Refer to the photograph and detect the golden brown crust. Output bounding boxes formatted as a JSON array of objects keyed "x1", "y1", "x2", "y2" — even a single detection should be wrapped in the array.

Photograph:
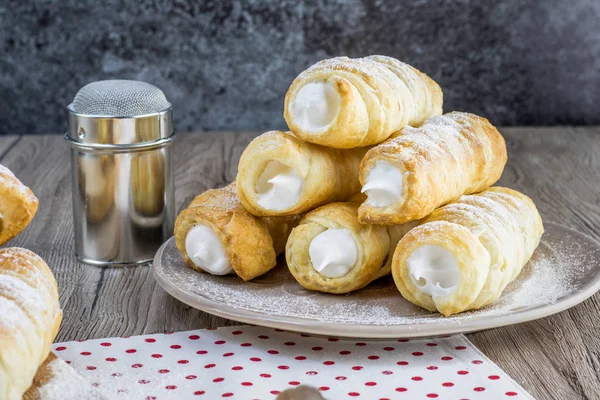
[
  {"x1": 236, "y1": 131, "x2": 367, "y2": 217},
  {"x1": 284, "y1": 56, "x2": 443, "y2": 148},
  {"x1": 359, "y1": 112, "x2": 508, "y2": 225},
  {"x1": 0, "y1": 165, "x2": 39, "y2": 246},
  {"x1": 0, "y1": 247, "x2": 62, "y2": 400},
  {"x1": 174, "y1": 184, "x2": 301, "y2": 281}
]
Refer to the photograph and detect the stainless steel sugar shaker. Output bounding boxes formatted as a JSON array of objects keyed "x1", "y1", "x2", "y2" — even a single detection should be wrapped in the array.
[{"x1": 65, "y1": 80, "x2": 175, "y2": 266}]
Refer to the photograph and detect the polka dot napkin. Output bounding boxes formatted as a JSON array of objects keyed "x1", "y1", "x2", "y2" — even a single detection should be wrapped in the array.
[{"x1": 52, "y1": 325, "x2": 532, "y2": 399}]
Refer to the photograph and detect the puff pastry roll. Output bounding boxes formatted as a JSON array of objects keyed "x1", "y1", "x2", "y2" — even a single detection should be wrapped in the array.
[
  {"x1": 0, "y1": 165, "x2": 39, "y2": 246},
  {"x1": 392, "y1": 187, "x2": 544, "y2": 316},
  {"x1": 236, "y1": 130, "x2": 367, "y2": 216},
  {"x1": 284, "y1": 55, "x2": 443, "y2": 148},
  {"x1": 286, "y1": 197, "x2": 416, "y2": 294},
  {"x1": 175, "y1": 184, "x2": 301, "y2": 281},
  {"x1": 0, "y1": 247, "x2": 62, "y2": 400},
  {"x1": 359, "y1": 112, "x2": 507, "y2": 225}
]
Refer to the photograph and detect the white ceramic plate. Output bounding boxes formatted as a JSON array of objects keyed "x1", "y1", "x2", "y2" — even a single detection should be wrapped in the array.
[{"x1": 153, "y1": 222, "x2": 600, "y2": 338}]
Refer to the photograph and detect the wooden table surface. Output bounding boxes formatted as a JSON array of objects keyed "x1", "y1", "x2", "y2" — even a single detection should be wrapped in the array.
[{"x1": 1, "y1": 128, "x2": 599, "y2": 400}]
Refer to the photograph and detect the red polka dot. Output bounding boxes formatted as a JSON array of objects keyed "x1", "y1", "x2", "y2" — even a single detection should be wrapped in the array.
[
  {"x1": 232, "y1": 366, "x2": 243, "y2": 371},
  {"x1": 427, "y1": 366, "x2": 438, "y2": 370},
  {"x1": 138, "y1": 379, "x2": 149, "y2": 384},
  {"x1": 427, "y1": 394, "x2": 438, "y2": 398},
  {"x1": 65, "y1": 361, "x2": 71, "y2": 364},
  {"x1": 412, "y1": 352, "x2": 423, "y2": 356},
  {"x1": 458, "y1": 370, "x2": 469, "y2": 375},
  {"x1": 349, "y1": 392, "x2": 360, "y2": 397},
  {"x1": 380, "y1": 398, "x2": 390, "y2": 400},
  {"x1": 352, "y1": 366, "x2": 364, "y2": 370},
  {"x1": 289, "y1": 381, "x2": 300, "y2": 386},
  {"x1": 320, "y1": 387, "x2": 330, "y2": 391},
  {"x1": 474, "y1": 387, "x2": 486, "y2": 392},
  {"x1": 126, "y1": 349, "x2": 137, "y2": 353},
  {"x1": 397, "y1": 339, "x2": 409, "y2": 342},
  {"x1": 267, "y1": 350, "x2": 279, "y2": 355},
  {"x1": 260, "y1": 373, "x2": 271, "y2": 378},
  {"x1": 323, "y1": 360, "x2": 335, "y2": 365},
  {"x1": 186, "y1": 375, "x2": 197, "y2": 380},
  {"x1": 285, "y1": 342, "x2": 296, "y2": 346},
  {"x1": 205, "y1": 364, "x2": 216, "y2": 368},
  {"x1": 312, "y1": 346, "x2": 323, "y2": 351},
  {"x1": 383, "y1": 347, "x2": 395, "y2": 351},
  {"x1": 489, "y1": 375, "x2": 500, "y2": 380},
  {"x1": 412, "y1": 376, "x2": 423, "y2": 381},
  {"x1": 328, "y1": 338, "x2": 339, "y2": 342},
  {"x1": 55, "y1": 346, "x2": 67, "y2": 351},
  {"x1": 442, "y1": 382, "x2": 454, "y2": 387},
  {"x1": 442, "y1": 356, "x2": 453, "y2": 361},
  {"x1": 472, "y1": 360, "x2": 483, "y2": 365},
  {"x1": 274, "y1": 328, "x2": 284, "y2": 332},
  {"x1": 306, "y1": 371, "x2": 318, "y2": 375},
  {"x1": 189, "y1": 335, "x2": 200, "y2": 340},
  {"x1": 365, "y1": 382, "x2": 377, "y2": 386},
  {"x1": 368, "y1": 355, "x2": 379, "y2": 360},
  {"x1": 397, "y1": 361, "x2": 409, "y2": 366},
  {"x1": 278, "y1": 365, "x2": 289, "y2": 370},
  {"x1": 86, "y1": 366, "x2": 97, "y2": 370},
  {"x1": 178, "y1": 360, "x2": 189, "y2": 364},
  {"x1": 158, "y1": 369, "x2": 169, "y2": 374},
  {"x1": 241, "y1": 382, "x2": 253, "y2": 386},
  {"x1": 81, "y1": 351, "x2": 92, "y2": 356},
  {"x1": 151, "y1": 354, "x2": 162, "y2": 358},
  {"x1": 241, "y1": 343, "x2": 252, "y2": 347},
  {"x1": 194, "y1": 391, "x2": 205, "y2": 396},
  {"x1": 132, "y1": 364, "x2": 143, "y2": 369},
  {"x1": 506, "y1": 392, "x2": 518, "y2": 396},
  {"x1": 170, "y1": 345, "x2": 181, "y2": 349},
  {"x1": 213, "y1": 377, "x2": 225, "y2": 383},
  {"x1": 105, "y1": 357, "x2": 117, "y2": 362},
  {"x1": 340, "y1": 350, "x2": 352, "y2": 355},
  {"x1": 426, "y1": 343, "x2": 438, "y2": 347},
  {"x1": 232, "y1": 330, "x2": 243, "y2": 335},
  {"x1": 100, "y1": 342, "x2": 112, "y2": 347},
  {"x1": 456, "y1": 346, "x2": 467, "y2": 350},
  {"x1": 222, "y1": 393, "x2": 233, "y2": 398},
  {"x1": 396, "y1": 387, "x2": 407, "y2": 392},
  {"x1": 295, "y1": 356, "x2": 307, "y2": 360},
  {"x1": 270, "y1": 391, "x2": 280, "y2": 395},
  {"x1": 382, "y1": 370, "x2": 393, "y2": 375},
  {"x1": 215, "y1": 340, "x2": 226, "y2": 345},
  {"x1": 258, "y1": 335, "x2": 269, "y2": 339},
  {"x1": 145, "y1": 338, "x2": 156, "y2": 343},
  {"x1": 355, "y1": 342, "x2": 366, "y2": 346},
  {"x1": 112, "y1": 373, "x2": 122, "y2": 377},
  {"x1": 145, "y1": 397, "x2": 155, "y2": 400},
  {"x1": 223, "y1": 352, "x2": 235, "y2": 357},
  {"x1": 197, "y1": 350, "x2": 208, "y2": 355},
  {"x1": 165, "y1": 385, "x2": 177, "y2": 390},
  {"x1": 250, "y1": 357, "x2": 261, "y2": 362},
  {"x1": 336, "y1": 376, "x2": 347, "y2": 381}
]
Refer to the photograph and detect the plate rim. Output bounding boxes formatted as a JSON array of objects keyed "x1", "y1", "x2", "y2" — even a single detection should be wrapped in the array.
[{"x1": 152, "y1": 222, "x2": 600, "y2": 338}]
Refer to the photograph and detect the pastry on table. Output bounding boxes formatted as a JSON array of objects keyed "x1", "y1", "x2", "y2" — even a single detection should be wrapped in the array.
[
  {"x1": 175, "y1": 183, "x2": 302, "y2": 281},
  {"x1": 391, "y1": 187, "x2": 544, "y2": 316},
  {"x1": 236, "y1": 130, "x2": 367, "y2": 217},
  {"x1": 0, "y1": 164, "x2": 39, "y2": 245},
  {"x1": 284, "y1": 55, "x2": 443, "y2": 149},
  {"x1": 359, "y1": 111, "x2": 507, "y2": 225},
  {"x1": 0, "y1": 247, "x2": 62, "y2": 400},
  {"x1": 286, "y1": 196, "x2": 416, "y2": 294}
]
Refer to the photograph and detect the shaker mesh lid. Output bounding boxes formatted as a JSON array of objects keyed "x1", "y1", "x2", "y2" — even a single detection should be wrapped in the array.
[{"x1": 71, "y1": 80, "x2": 171, "y2": 117}]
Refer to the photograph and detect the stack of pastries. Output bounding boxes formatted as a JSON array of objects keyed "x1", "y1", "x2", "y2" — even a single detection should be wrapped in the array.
[{"x1": 175, "y1": 55, "x2": 543, "y2": 317}]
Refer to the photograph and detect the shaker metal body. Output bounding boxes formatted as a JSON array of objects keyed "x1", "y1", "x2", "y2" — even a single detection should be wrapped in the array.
[{"x1": 65, "y1": 107, "x2": 175, "y2": 265}]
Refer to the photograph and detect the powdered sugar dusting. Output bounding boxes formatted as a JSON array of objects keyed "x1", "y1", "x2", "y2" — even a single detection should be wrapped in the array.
[{"x1": 154, "y1": 222, "x2": 600, "y2": 330}]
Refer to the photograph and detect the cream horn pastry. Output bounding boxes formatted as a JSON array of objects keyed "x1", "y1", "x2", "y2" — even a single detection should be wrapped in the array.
[
  {"x1": 236, "y1": 130, "x2": 367, "y2": 216},
  {"x1": 285, "y1": 196, "x2": 416, "y2": 294},
  {"x1": 174, "y1": 184, "x2": 301, "y2": 281},
  {"x1": 0, "y1": 165, "x2": 39, "y2": 246},
  {"x1": 284, "y1": 55, "x2": 443, "y2": 149},
  {"x1": 359, "y1": 112, "x2": 507, "y2": 225},
  {"x1": 392, "y1": 187, "x2": 544, "y2": 316}
]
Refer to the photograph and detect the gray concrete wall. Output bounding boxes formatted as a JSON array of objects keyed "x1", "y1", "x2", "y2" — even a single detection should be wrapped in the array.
[{"x1": 1, "y1": 0, "x2": 598, "y2": 135}]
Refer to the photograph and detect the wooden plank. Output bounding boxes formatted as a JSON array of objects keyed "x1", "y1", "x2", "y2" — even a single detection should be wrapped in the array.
[
  {"x1": 1, "y1": 128, "x2": 599, "y2": 400},
  {"x1": 0, "y1": 134, "x2": 22, "y2": 162}
]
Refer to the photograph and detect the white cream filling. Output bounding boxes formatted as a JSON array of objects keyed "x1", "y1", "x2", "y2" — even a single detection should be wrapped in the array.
[
  {"x1": 309, "y1": 228, "x2": 358, "y2": 278},
  {"x1": 185, "y1": 225, "x2": 233, "y2": 275},
  {"x1": 292, "y1": 81, "x2": 341, "y2": 133},
  {"x1": 361, "y1": 161, "x2": 403, "y2": 207},
  {"x1": 408, "y1": 245, "x2": 460, "y2": 297},
  {"x1": 255, "y1": 160, "x2": 303, "y2": 211}
]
